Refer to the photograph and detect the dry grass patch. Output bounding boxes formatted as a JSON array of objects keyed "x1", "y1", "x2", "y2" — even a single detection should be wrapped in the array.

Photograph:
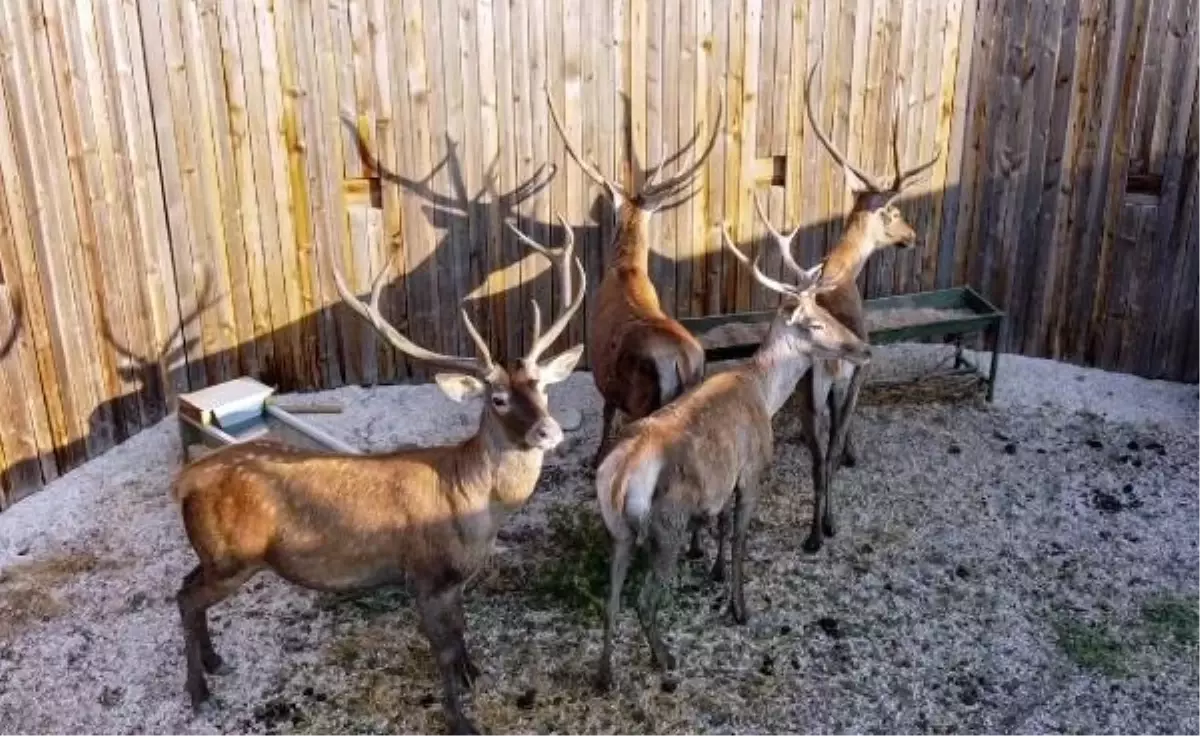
[{"x1": 0, "y1": 551, "x2": 116, "y2": 641}]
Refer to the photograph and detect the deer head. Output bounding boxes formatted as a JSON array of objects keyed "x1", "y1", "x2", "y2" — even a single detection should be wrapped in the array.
[
  {"x1": 546, "y1": 88, "x2": 724, "y2": 223},
  {"x1": 722, "y1": 213, "x2": 871, "y2": 366},
  {"x1": 331, "y1": 235, "x2": 587, "y2": 451},
  {"x1": 805, "y1": 62, "x2": 940, "y2": 250}
]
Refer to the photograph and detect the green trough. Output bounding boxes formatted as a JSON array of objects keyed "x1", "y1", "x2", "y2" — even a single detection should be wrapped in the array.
[{"x1": 678, "y1": 285, "x2": 1006, "y2": 402}]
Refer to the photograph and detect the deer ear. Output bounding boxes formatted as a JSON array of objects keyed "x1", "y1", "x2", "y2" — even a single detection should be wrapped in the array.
[
  {"x1": 842, "y1": 164, "x2": 872, "y2": 194},
  {"x1": 434, "y1": 373, "x2": 487, "y2": 403},
  {"x1": 538, "y1": 344, "x2": 584, "y2": 385}
]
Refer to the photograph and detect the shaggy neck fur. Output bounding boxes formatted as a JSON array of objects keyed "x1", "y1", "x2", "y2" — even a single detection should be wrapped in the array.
[
  {"x1": 613, "y1": 208, "x2": 651, "y2": 272},
  {"x1": 820, "y1": 214, "x2": 879, "y2": 285},
  {"x1": 747, "y1": 319, "x2": 816, "y2": 416},
  {"x1": 458, "y1": 410, "x2": 545, "y2": 510}
]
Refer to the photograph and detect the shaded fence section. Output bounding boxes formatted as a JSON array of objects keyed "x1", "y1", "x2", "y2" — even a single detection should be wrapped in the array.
[{"x1": 0, "y1": 0, "x2": 1196, "y2": 505}]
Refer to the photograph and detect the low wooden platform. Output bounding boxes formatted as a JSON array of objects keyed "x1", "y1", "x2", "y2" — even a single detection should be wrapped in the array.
[{"x1": 679, "y1": 286, "x2": 1006, "y2": 402}]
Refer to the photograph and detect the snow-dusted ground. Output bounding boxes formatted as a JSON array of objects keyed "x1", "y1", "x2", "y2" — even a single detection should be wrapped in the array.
[{"x1": 0, "y1": 344, "x2": 1196, "y2": 734}]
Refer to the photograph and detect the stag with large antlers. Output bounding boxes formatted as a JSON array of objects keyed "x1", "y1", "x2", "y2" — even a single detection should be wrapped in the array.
[
  {"x1": 783, "y1": 62, "x2": 941, "y2": 553},
  {"x1": 173, "y1": 230, "x2": 587, "y2": 735},
  {"x1": 594, "y1": 232, "x2": 870, "y2": 690},
  {"x1": 546, "y1": 88, "x2": 722, "y2": 465}
]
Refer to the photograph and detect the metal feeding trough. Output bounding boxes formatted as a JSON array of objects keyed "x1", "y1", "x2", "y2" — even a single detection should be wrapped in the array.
[
  {"x1": 176, "y1": 377, "x2": 584, "y2": 464},
  {"x1": 679, "y1": 285, "x2": 1006, "y2": 401},
  {"x1": 177, "y1": 377, "x2": 359, "y2": 462}
]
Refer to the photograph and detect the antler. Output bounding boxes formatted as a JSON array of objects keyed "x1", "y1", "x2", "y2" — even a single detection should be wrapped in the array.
[
  {"x1": 520, "y1": 225, "x2": 587, "y2": 365},
  {"x1": 752, "y1": 192, "x2": 807, "y2": 279},
  {"x1": 721, "y1": 223, "x2": 825, "y2": 297},
  {"x1": 546, "y1": 86, "x2": 723, "y2": 208},
  {"x1": 506, "y1": 213, "x2": 576, "y2": 307},
  {"x1": 805, "y1": 62, "x2": 941, "y2": 195},
  {"x1": 330, "y1": 247, "x2": 496, "y2": 376}
]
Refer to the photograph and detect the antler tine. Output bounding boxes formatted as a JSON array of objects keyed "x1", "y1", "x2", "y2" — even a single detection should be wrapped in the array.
[
  {"x1": 506, "y1": 212, "x2": 576, "y2": 305},
  {"x1": 545, "y1": 87, "x2": 628, "y2": 202},
  {"x1": 330, "y1": 246, "x2": 490, "y2": 375},
  {"x1": 748, "y1": 255, "x2": 802, "y2": 297},
  {"x1": 526, "y1": 254, "x2": 587, "y2": 364},
  {"x1": 805, "y1": 63, "x2": 887, "y2": 192},
  {"x1": 720, "y1": 222, "x2": 752, "y2": 266},
  {"x1": 641, "y1": 93, "x2": 724, "y2": 201},
  {"x1": 752, "y1": 191, "x2": 804, "y2": 278},
  {"x1": 888, "y1": 79, "x2": 941, "y2": 193}
]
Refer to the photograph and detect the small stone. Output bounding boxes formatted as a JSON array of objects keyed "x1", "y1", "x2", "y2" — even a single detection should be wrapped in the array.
[
  {"x1": 1132, "y1": 458, "x2": 1143, "y2": 468},
  {"x1": 1003, "y1": 443, "x2": 1017, "y2": 455},
  {"x1": 419, "y1": 694, "x2": 437, "y2": 708},
  {"x1": 816, "y1": 617, "x2": 843, "y2": 639},
  {"x1": 1036, "y1": 448, "x2": 1046, "y2": 455},
  {"x1": 954, "y1": 565, "x2": 970, "y2": 579},
  {"x1": 125, "y1": 592, "x2": 148, "y2": 612},
  {"x1": 1085, "y1": 439, "x2": 1103, "y2": 449},
  {"x1": 1145, "y1": 441, "x2": 1164, "y2": 452},
  {"x1": 1122, "y1": 483, "x2": 1134, "y2": 494},
  {"x1": 948, "y1": 444, "x2": 962, "y2": 455},
  {"x1": 660, "y1": 679, "x2": 678, "y2": 694},
  {"x1": 779, "y1": 624, "x2": 792, "y2": 635},
  {"x1": 791, "y1": 656, "x2": 802, "y2": 670},
  {"x1": 1127, "y1": 440, "x2": 1140, "y2": 451},
  {"x1": 516, "y1": 688, "x2": 537, "y2": 710},
  {"x1": 303, "y1": 687, "x2": 314, "y2": 698},
  {"x1": 98, "y1": 686, "x2": 124, "y2": 708},
  {"x1": 759, "y1": 655, "x2": 775, "y2": 676}
]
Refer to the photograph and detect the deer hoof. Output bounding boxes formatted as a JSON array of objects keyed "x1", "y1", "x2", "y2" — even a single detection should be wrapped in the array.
[
  {"x1": 202, "y1": 652, "x2": 229, "y2": 675},
  {"x1": 822, "y1": 518, "x2": 837, "y2": 538},
  {"x1": 802, "y1": 534, "x2": 823, "y2": 554},
  {"x1": 593, "y1": 666, "x2": 614, "y2": 693},
  {"x1": 187, "y1": 680, "x2": 212, "y2": 712},
  {"x1": 729, "y1": 600, "x2": 749, "y2": 625},
  {"x1": 709, "y1": 561, "x2": 726, "y2": 583}
]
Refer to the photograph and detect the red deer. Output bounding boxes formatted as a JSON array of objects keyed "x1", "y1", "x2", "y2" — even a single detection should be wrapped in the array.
[
  {"x1": 593, "y1": 231, "x2": 871, "y2": 690},
  {"x1": 544, "y1": 88, "x2": 723, "y2": 469},
  {"x1": 792, "y1": 62, "x2": 941, "y2": 552},
  {"x1": 172, "y1": 228, "x2": 586, "y2": 735}
]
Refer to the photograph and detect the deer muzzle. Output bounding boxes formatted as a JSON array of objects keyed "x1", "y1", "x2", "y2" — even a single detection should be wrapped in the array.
[{"x1": 526, "y1": 417, "x2": 565, "y2": 450}]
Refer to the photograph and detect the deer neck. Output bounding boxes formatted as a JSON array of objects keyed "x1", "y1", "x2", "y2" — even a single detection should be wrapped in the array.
[
  {"x1": 821, "y1": 215, "x2": 878, "y2": 285},
  {"x1": 457, "y1": 411, "x2": 545, "y2": 511},
  {"x1": 747, "y1": 321, "x2": 815, "y2": 416},
  {"x1": 612, "y1": 209, "x2": 651, "y2": 272}
]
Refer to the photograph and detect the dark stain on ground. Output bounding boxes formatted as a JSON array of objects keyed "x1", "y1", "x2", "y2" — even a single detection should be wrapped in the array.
[
  {"x1": 1092, "y1": 485, "x2": 1143, "y2": 514},
  {"x1": 816, "y1": 617, "x2": 843, "y2": 639}
]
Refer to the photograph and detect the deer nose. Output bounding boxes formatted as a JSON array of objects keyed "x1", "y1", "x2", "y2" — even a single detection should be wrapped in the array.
[{"x1": 527, "y1": 418, "x2": 564, "y2": 450}]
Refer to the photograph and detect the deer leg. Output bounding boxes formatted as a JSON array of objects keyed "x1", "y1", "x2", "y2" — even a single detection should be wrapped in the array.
[
  {"x1": 729, "y1": 481, "x2": 759, "y2": 624},
  {"x1": 593, "y1": 402, "x2": 618, "y2": 469},
  {"x1": 710, "y1": 506, "x2": 730, "y2": 583},
  {"x1": 798, "y1": 387, "x2": 831, "y2": 554},
  {"x1": 636, "y1": 519, "x2": 682, "y2": 672},
  {"x1": 177, "y1": 564, "x2": 256, "y2": 709},
  {"x1": 685, "y1": 516, "x2": 706, "y2": 559},
  {"x1": 828, "y1": 383, "x2": 856, "y2": 471},
  {"x1": 416, "y1": 584, "x2": 479, "y2": 736},
  {"x1": 824, "y1": 367, "x2": 868, "y2": 540},
  {"x1": 445, "y1": 589, "x2": 479, "y2": 689},
  {"x1": 596, "y1": 533, "x2": 634, "y2": 693}
]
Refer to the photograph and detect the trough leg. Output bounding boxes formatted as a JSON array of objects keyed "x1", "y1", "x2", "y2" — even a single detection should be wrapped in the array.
[{"x1": 986, "y1": 323, "x2": 1002, "y2": 403}]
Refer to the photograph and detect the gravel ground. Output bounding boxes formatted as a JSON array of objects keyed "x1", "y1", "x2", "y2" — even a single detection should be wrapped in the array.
[{"x1": 0, "y1": 344, "x2": 1196, "y2": 735}]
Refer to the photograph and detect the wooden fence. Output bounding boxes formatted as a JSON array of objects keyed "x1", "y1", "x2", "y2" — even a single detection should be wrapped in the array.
[{"x1": 0, "y1": 0, "x2": 1196, "y2": 506}]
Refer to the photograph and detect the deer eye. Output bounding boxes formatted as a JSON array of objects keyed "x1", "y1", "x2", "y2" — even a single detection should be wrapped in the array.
[{"x1": 491, "y1": 393, "x2": 510, "y2": 410}]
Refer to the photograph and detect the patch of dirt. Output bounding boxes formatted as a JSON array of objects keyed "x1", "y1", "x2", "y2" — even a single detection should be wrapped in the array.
[{"x1": 0, "y1": 356, "x2": 1195, "y2": 735}]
